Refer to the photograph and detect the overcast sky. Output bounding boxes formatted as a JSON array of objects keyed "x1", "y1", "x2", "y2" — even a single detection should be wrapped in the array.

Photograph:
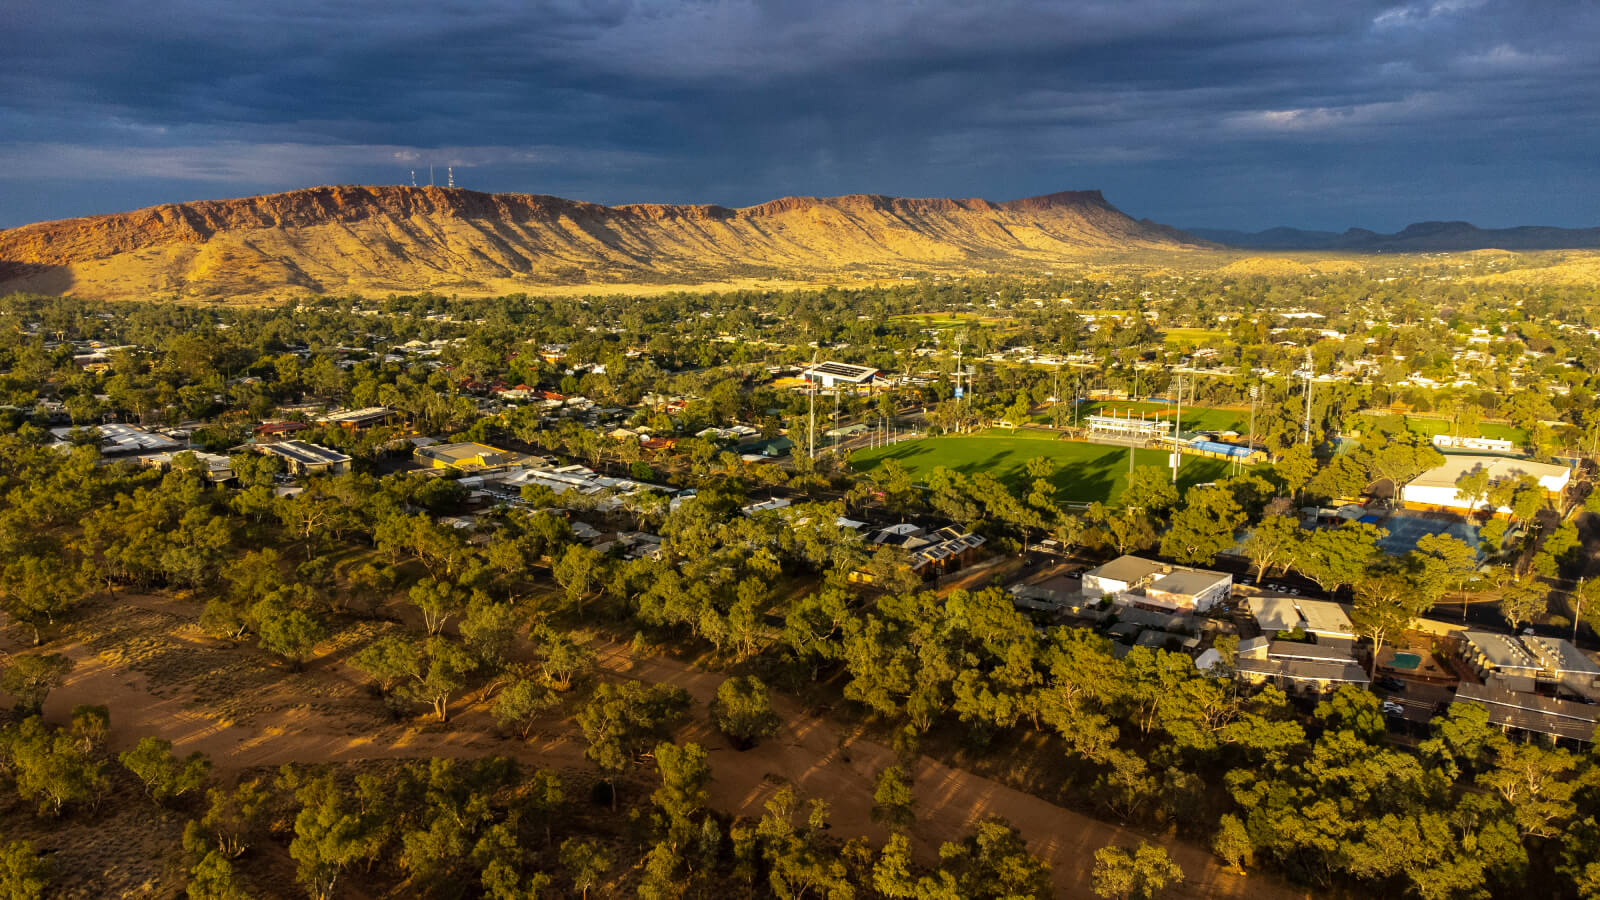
[{"x1": 1, "y1": 0, "x2": 1596, "y2": 231}]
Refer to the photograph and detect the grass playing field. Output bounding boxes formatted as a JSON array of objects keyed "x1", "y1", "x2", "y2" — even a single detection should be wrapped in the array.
[
  {"x1": 1397, "y1": 416, "x2": 1528, "y2": 444},
  {"x1": 849, "y1": 428, "x2": 1235, "y2": 504},
  {"x1": 1160, "y1": 327, "x2": 1228, "y2": 347}
]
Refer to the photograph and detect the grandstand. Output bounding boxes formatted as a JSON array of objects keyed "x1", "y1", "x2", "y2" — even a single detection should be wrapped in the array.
[{"x1": 1085, "y1": 414, "x2": 1172, "y2": 439}]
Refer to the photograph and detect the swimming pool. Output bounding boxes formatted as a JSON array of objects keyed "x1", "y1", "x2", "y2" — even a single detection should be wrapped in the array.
[{"x1": 1390, "y1": 652, "x2": 1423, "y2": 670}]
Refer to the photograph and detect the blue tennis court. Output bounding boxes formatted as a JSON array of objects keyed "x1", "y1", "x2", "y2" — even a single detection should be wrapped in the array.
[{"x1": 1375, "y1": 515, "x2": 1481, "y2": 558}]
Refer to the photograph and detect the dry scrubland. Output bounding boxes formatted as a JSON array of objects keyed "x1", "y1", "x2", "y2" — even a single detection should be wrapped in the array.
[{"x1": 0, "y1": 587, "x2": 1299, "y2": 900}]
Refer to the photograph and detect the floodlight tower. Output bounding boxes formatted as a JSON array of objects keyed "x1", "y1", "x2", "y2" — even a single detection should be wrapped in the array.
[
  {"x1": 1172, "y1": 373, "x2": 1183, "y2": 485},
  {"x1": 1248, "y1": 383, "x2": 1259, "y2": 452},
  {"x1": 953, "y1": 329, "x2": 966, "y2": 433}
]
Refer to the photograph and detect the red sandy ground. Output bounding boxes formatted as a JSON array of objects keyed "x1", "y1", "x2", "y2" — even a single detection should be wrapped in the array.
[{"x1": 14, "y1": 594, "x2": 1312, "y2": 899}]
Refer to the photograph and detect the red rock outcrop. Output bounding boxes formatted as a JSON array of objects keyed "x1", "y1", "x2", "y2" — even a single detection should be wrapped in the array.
[{"x1": 0, "y1": 185, "x2": 1207, "y2": 300}]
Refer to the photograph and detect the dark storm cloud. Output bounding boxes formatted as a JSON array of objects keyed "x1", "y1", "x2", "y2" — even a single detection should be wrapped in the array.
[{"x1": 0, "y1": 0, "x2": 1596, "y2": 230}]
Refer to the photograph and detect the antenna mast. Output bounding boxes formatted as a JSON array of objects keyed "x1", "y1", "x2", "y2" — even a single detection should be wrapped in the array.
[
  {"x1": 1302, "y1": 346, "x2": 1313, "y2": 445},
  {"x1": 447, "y1": 167, "x2": 454, "y2": 189},
  {"x1": 410, "y1": 170, "x2": 416, "y2": 187}
]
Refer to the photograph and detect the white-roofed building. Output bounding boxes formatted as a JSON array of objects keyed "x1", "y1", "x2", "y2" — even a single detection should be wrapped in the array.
[
  {"x1": 1431, "y1": 434, "x2": 1515, "y2": 454},
  {"x1": 1144, "y1": 570, "x2": 1231, "y2": 613},
  {"x1": 1520, "y1": 635, "x2": 1600, "y2": 700},
  {"x1": 1461, "y1": 631, "x2": 1544, "y2": 692},
  {"x1": 741, "y1": 498, "x2": 792, "y2": 516},
  {"x1": 801, "y1": 362, "x2": 879, "y2": 389},
  {"x1": 1084, "y1": 414, "x2": 1173, "y2": 439},
  {"x1": 1082, "y1": 555, "x2": 1168, "y2": 600},
  {"x1": 1401, "y1": 456, "x2": 1572, "y2": 513},
  {"x1": 255, "y1": 440, "x2": 351, "y2": 476},
  {"x1": 320, "y1": 407, "x2": 396, "y2": 429},
  {"x1": 1297, "y1": 599, "x2": 1355, "y2": 639},
  {"x1": 140, "y1": 450, "x2": 234, "y2": 483},
  {"x1": 1247, "y1": 595, "x2": 1300, "y2": 633},
  {"x1": 1083, "y1": 555, "x2": 1232, "y2": 613},
  {"x1": 53, "y1": 423, "x2": 183, "y2": 456},
  {"x1": 1235, "y1": 657, "x2": 1369, "y2": 695}
]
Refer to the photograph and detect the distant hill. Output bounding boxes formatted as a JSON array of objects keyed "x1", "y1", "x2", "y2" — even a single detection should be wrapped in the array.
[
  {"x1": 1190, "y1": 221, "x2": 1600, "y2": 252},
  {"x1": 1215, "y1": 256, "x2": 1316, "y2": 277},
  {"x1": 0, "y1": 185, "x2": 1209, "y2": 301}
]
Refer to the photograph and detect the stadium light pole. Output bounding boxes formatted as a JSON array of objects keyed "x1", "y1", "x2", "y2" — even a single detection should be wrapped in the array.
[
  {"x1": 1248, "y1": 384, "x2": 1259, "y2": 453},
  {"x1": 1172, "y1": 373, "x2": 1183, "y2": 485}
]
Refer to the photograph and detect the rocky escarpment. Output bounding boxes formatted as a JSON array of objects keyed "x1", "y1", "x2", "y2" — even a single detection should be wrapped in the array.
[{"x1": 0, "y1": 185, "x2": 1209, "y2": 300}]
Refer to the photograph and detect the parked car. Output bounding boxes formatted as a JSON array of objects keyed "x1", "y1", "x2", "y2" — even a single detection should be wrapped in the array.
[
  {"x1": 1376, "y1": 676, "x2": 1406, "y2": 692},
  {"x1": 1381, "y1": 700, "x2": 1405, "y2": 716}
]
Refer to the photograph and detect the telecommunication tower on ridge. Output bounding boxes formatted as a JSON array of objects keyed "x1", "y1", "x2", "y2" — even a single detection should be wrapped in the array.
[
  {"x1": 410, "y1": 170, "x2": 416, "y2": 187},
  {"x1": 447, "y1": 167, "x2": 454, "y2": 189}
]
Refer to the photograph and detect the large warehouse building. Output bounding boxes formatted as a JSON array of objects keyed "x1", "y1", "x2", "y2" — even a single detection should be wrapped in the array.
[{"x1": 1400, "y1": 455, "x2": 1572, "y2": 513}]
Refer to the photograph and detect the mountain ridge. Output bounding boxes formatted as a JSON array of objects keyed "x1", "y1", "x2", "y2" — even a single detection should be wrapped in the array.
[{"x1": 0, "y1": 185, "x2": 1205, "y2": 300}]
